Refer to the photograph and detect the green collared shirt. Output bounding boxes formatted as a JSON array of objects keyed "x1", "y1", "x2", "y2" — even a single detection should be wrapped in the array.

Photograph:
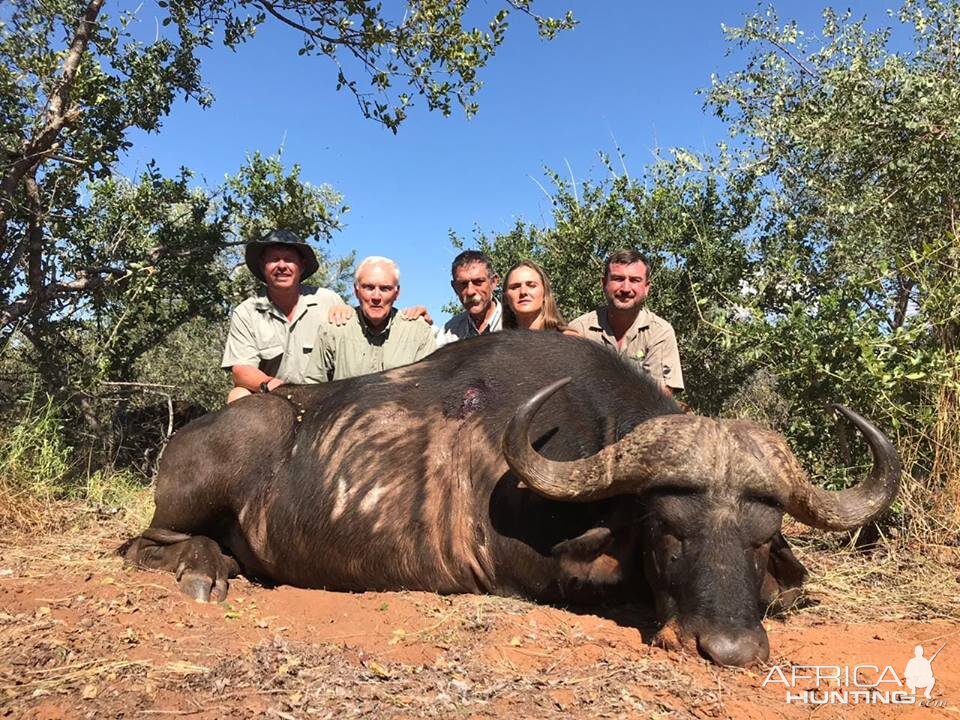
[
  {"x1": 221, "y1": 286, "x2": 344, "y2": 384},
  {"x1": 304, "y1": 307, "x2": 437, "y2": 382},
  {"x1": 568, "y1": 307, "x2": 685, "y2": 391}
]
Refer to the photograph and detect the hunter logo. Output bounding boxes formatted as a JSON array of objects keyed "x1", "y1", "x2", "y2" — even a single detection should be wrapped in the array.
[
  {"x1": 905, "y1": 644, "x2": 943, "y2": 700},
  {"x1": 762, "y1": 642, "x2": 946, "y2": 706}
]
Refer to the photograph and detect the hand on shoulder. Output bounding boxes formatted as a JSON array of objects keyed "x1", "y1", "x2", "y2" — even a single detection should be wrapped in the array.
[
  {"x1": 327, "y1": 304, "x2": 355, "y2": 326},
  {"x1": 400, "y1": 305, "x2": 433, "y2": 325}
]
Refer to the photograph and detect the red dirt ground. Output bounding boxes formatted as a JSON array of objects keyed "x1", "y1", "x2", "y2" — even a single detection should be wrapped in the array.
[{"x1": 1, "y1": 522, "x2": 958, "y2": 719}]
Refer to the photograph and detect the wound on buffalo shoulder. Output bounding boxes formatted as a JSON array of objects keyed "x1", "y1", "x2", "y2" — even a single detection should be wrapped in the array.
[{"x1": 443, "y1": 380, "x2": 499, "y2": 420}]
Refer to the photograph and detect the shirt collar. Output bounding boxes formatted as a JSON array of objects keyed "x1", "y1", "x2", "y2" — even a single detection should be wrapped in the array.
[
  {"x1": 594, "y1": 306, "x2": 652, "y2": 343},
  {"x1": 467, "y1": 299, "x2": 501, "y2": 335},
  {"x1": 357, "y1": 306, "x2": 397, "y2": 337},
  {"x1": 255, "y1": 287, "x2": 309, "y2": 323}
]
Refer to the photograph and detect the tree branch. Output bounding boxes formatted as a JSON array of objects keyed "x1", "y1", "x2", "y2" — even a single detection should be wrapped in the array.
[
  {"x1": 255, "y1": 0, "x2": 342, "y2": 45},
  {"x1": 0, "y1": 0, "x2": 105, "y2": 240},
  {"x1": 0, "y1": 273, "x2": 109, "y2": 331},
  {"x1": 24, "y1": 173, "x2": 45, "y2": 301},
  {"x1": 768, "y1": 38, "x2": 819, "y2": 79}
]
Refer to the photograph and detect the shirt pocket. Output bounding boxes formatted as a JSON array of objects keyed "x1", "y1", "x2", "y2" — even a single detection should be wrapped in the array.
[
  {"x1": 630, "y1": 344, "x2": 657, "y2": 377},
  {"x1": 255, "y1": 321, "x2": 286, "y2": 359}
]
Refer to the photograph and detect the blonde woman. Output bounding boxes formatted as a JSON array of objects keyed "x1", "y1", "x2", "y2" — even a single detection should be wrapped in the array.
[{"x1": 502, "y1": 260, "x2": 578, "y2": 335}]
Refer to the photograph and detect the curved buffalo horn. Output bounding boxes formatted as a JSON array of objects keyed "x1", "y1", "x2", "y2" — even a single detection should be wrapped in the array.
[
  {"x1": 782, "y1": 405, "x2": 901, "y2": 531},
  {"x1": 502, "y1": 378, "x2": 697, "y2": 501}
]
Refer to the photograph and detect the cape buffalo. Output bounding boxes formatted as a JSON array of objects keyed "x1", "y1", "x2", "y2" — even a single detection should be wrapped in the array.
[{"x1": 123, "y1": 331, "x2": 899, "y2": 666}]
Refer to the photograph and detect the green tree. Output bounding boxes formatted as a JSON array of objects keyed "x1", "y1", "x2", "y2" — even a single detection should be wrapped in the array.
[
  {"x1": 0, "y1": 0, "x2": 571, "y2": 468},
  {"x1": 704, "y1": 0, "x2": 960, "y2": 501},
  {"x1": 0, "y1": 0, "x2": 573, "y2": 357},
  {"x1": 0, "y1": 150, "x2": 346, "y2": 465}
]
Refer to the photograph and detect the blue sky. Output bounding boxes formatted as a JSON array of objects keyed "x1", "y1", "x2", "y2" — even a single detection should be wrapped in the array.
[{"x1": 120, "y1": 1, "x2": 895, "y2": 323}]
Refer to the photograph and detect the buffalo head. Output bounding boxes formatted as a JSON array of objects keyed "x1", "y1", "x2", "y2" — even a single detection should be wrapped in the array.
[{"x1": 502, "y1": 378, "x2": 900, "y2": 667}]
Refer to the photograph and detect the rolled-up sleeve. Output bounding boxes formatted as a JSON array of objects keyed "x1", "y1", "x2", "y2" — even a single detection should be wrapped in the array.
[
  {"x1": 650, "y1": 324, "x2": 684, "y2": 391},
  {"x1": 221, "y1": 306, "x2": 260, "y2": 371}
]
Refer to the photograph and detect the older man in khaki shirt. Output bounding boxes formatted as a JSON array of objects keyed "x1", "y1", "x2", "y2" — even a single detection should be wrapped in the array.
[
  {"x1": 568, "y1": 249, "x2": 684, "y2": 394},
  {"x1": 305, "y1": 256, "x2": 435, "y2": 382}
]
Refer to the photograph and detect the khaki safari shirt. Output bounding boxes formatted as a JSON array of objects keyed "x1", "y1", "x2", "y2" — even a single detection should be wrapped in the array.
[
  {"x1": 437, "y1": 299, "x2": 503, "y2": 347},
  {"x1": 569, "y1": 307, "x2": 684, "y2": 391},
  {"x1": 221, "y1": 286, "x2": 344, "y2": 384},
  {"x1": 304, "y1": 307, "x2": 436, "y2": 382}
]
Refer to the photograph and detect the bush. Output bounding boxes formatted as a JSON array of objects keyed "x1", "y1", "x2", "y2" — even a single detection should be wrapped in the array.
[{"x1": 0, "y1": 389, "x2": 73, "y2": 500}]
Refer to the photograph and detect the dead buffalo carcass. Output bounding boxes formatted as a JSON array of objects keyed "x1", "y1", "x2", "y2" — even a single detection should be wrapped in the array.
[{"x1": 123, "y1": 331, "x2": 899, "y2": 666}]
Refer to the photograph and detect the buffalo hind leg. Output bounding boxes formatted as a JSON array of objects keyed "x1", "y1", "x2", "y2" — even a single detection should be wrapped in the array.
[{"x1": 122, "y1": 529, "x2": 239, "y2": 603}]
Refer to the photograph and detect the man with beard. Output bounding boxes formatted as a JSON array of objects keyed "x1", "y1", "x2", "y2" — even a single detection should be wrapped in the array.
[
  {"x1": 438, "y1": 250, "x2": 502, "y2": 345},
  {"x1": 568, "y1": 249, "x2": 684, "y2": 395}
]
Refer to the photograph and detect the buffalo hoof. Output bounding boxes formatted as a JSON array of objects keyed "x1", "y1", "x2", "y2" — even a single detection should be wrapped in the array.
[
  {"x1": 120, "y1": 530, "x2": 239, "y2": 602},
  {"x1": 170, "y1": 536, "x2": 238, "y2": 603},
  {"x1": 178, "y1": 572, "x2": 229, "y2": 603}
]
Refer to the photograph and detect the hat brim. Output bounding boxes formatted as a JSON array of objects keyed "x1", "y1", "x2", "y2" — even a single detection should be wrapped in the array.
[{"x1": 245, "y1": 240, "x2": 320, "y2": 284}]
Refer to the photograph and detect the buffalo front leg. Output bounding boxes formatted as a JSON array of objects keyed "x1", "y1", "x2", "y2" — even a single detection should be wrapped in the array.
[{"x1": 123, "y1": 529, "x2": 239, "y2": 602}]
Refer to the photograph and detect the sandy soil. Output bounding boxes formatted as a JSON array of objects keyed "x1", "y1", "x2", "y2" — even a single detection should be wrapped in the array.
[{"x1": 1, "y1": 520, "x2": 958, "y2": 719}]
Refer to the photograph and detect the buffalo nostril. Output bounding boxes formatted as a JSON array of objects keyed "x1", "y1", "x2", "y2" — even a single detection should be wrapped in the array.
[{"x1": 697, "y1": 628, "x2": 770, "y2": 667}]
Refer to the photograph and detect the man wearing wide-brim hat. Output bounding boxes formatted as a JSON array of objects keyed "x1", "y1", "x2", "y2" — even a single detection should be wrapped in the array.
[{"x1": 221, "y1": 229, "x2": 349, "y2": 403}]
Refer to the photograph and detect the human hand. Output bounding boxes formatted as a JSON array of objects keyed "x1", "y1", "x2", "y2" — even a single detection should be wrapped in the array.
[
  {"x1": 401, "y1": 305, "x2": 433, "y2": 325},
  {"x1": 328, "y1": 304, "x2": 355, "y2": 326}
]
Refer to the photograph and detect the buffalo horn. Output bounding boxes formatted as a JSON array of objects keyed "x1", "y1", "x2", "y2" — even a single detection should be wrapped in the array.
[
  {"x1": 502, "y1": 378, "x2": 694, "y2": 501},
  {"x1": 780, "y1": 405, "x2": 901, "y2": 530}
]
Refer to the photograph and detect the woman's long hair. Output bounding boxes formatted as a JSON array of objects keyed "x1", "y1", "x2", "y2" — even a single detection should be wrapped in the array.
[{"x1": 502, "y1": 260, "x2": 568, "y2": 331}]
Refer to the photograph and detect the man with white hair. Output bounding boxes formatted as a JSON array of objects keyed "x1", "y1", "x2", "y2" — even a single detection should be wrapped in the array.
[{"x1": 305, "y1": 256, "x2": 436, "y2": 382}]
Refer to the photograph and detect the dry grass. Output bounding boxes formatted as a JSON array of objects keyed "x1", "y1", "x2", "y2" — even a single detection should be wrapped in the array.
[
  {"x1": 0, "y1": 482, "x2": 153, "y2": 539},
  {"x1": 892, "y1": 363, "x2": 960, "y2": 547},
  {"x1": 784, "y1": 532, "x2": 960, "y2": 623},
  {"x1": 928, "y1": 378, "x2": 960, "y2": 536},
  {"x1": 0, "y1": 483, "x2": 77, "y2": 536}
]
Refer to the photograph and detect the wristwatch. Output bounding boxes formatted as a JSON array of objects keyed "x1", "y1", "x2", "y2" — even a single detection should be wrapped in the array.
[{"x1": 259, "y1": 380, "x2": 271, "y2": 394}]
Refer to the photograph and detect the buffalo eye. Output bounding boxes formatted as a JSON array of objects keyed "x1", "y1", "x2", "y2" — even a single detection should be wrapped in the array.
[
  {"x1": 657, "y1": 517, "x2": 685, "y2": 541},
  {"x1": 660, "y1": 535, "x2": 684, "y2": 567}
]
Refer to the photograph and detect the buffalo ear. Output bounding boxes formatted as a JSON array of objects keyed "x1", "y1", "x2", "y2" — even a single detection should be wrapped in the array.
[{"x1": 761, "y1": 532, "x2": 808, "y2": 614}]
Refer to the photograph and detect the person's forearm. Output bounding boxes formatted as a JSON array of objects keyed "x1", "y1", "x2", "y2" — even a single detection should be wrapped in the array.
[{"x1": 232, "y1": 365, "x2": 282, "y2": 392}]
